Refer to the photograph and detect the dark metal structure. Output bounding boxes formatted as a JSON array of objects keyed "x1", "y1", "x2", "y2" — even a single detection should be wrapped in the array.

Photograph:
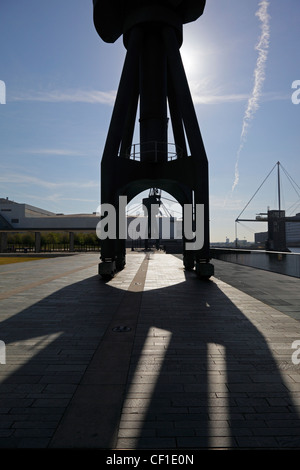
[
  {"x1": 93, "y1": 0, "x2": 214, "y2": 279},
  {"x1": 142, "y1": 188, "x2": 161, "y2": 249},
  {"x1": 235, "y1": 162, "x2": 300, "y2": 252}
]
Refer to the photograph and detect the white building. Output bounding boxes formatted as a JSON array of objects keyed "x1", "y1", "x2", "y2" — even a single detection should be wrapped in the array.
[
  {"x1": 0, "y1": 198, "x2": 99, "y2": 231},
  {"x1": 0, "y1": 198, "x2": 183, "y2": 252}
]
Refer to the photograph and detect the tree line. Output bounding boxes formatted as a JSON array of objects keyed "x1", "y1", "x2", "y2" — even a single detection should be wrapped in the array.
[{"x1": 7, "y1": 232, "x2": 100, "y2": 252}]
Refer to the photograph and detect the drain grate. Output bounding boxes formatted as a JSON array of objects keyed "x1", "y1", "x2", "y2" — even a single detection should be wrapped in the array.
[{"x1": 112, "y1": 326, "x2": 132, "y2": 332}]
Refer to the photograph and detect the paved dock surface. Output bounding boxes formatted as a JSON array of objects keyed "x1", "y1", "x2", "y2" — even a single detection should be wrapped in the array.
[{"x1": 1, "y1": 251, "x2": 300, "y2": 449}]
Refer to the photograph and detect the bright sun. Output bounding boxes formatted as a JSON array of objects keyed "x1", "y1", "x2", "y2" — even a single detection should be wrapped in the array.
[{"x1": 180, "y1": 42, "x2": 202, "y2": 79}]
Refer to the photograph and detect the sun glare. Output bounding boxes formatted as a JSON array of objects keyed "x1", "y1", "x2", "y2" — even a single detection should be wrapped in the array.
[{"x1": 180, "y1": 44, "x2": 202, "y2": 80}]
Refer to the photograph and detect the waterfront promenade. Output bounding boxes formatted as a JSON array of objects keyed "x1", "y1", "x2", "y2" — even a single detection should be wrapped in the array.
[{"x1": 0, "y1": 251, "x2": 300, "y2": 449}]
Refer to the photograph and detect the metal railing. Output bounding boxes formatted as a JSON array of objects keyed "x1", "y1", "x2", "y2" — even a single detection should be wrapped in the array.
[{"x1": 123, "y1": 142, "x2": 184, "y2": 162}]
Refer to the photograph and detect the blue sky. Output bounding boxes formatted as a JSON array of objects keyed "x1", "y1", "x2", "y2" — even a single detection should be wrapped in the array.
[{"x1": 0, "y1": 0, "x2": 299, "y2": 242}]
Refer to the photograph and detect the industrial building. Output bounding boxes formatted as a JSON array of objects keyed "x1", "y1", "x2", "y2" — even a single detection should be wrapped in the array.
[
  {"x1": 0, "y1": 198, "x2": 99, "y2": 231},
  {"x1": 254, "y1": 212, "x2": 300, "y2": 249},
  {"x1": 0, "y1": 198, "x2": 183, "y2": 253}
]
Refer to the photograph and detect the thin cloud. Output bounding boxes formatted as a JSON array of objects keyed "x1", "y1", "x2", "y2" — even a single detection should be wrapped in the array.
[
  {"x1": 210, "y1": 194, "x2": 244, "y2": 211},
  {"x1": 0, "y1": 172, "x2": 98, "y2": 189},
  {"x1": 187, "y1": 77, "x2": 249, "y2": 104},
  {"x1": 14, "y1": 192, "x2": 99, "y2": 208},
  {"x1": 45, "y1": 194, "x2": 99, "y2": 205},
  {"x1": 25, "y1": 148, "x2": 86, "y2": 157},
  {"x1": 11, "y1": 85, "x2": 286, "y2": 107},
  {"x1": 188, "y1": 73, "x2": 286, "y2": 106},
  {"x1": 11, "y1": 89, "x2": 117, "y2": 105},
  {"x1": 192, "y1": 91, "x2": 288, "y2": 105},
  {"x1": 193, "y1": 92, "x2": 249, "y2": 105},
  {"x1": 232, "y1": 0, "x2": 271, "y2": 192}
]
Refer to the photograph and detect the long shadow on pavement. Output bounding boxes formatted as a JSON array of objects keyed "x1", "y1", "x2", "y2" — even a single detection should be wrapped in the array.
[
  {"x1": 0, "y1": 259, "x2": 300, "y2": 449},
  {"x1": 130, "y1": 270, "x2": 300, "y2": 449}
]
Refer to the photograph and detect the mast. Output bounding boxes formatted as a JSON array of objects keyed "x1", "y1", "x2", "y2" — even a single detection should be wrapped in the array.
[{"x1": 277, "y1": 161, "x2": 281, "y2": 212}]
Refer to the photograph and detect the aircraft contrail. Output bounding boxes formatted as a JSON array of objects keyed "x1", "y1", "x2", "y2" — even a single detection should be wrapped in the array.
[{"x1": 232, "y1": 0, "x2": 271, "y2": 192}]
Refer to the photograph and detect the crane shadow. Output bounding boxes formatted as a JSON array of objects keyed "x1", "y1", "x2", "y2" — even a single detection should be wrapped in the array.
[
  {"x1": 127, "y1": 268, "x2": 300, "y2": 449},
  {"x1": 0, "y1": 254, "x2": 299, "y2": 449}
]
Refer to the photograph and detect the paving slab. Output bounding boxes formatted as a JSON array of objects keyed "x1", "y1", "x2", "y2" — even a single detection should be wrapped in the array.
[
  {"x1": 0, "y1": 251, "x2": 300, "y2": 449},
  {"x1": 211, "y1": 258, "x2": 300, "y2": 321}
]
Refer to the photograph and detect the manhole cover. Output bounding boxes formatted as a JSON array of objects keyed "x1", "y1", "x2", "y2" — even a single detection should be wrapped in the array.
[{"x1": 112, "y1": 326, "x2": 132, "y2": 332}]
